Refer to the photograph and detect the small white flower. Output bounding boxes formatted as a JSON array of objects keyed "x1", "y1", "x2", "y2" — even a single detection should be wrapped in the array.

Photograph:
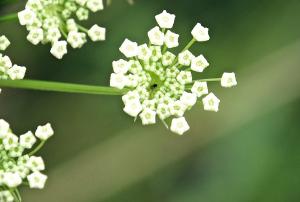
[
  {"x1": 119, "y1": 39, "x2": 139, "y2": 58},
  {"x1": 155, "y1": 10, "x2": 176, "y2": 29},
  {"x1": 164, "y1": 30, "x2": 179, "y2": 48},
  {"x1": 112, "y1": 59, "x2": 129, "y2": 74},
  {"x1": 50, "y1": 40, "x2": 67, "y2": 59},
  {"x1": 0, "y1": 55, "x2": 12, "y2": 70},
  {"x1": 156, "y1": 103, "x2": 171, "y2": 120},
  {"x1": 0, "y1": 35, "x2": 10, "y2": 51},
  {"x1": 162, "y1": 51, "x2": 176, "y2": 66},
  {"x1": 27, "y1": 172, "x2": 47, "y2": 189},
  {"x1": 46, "y1": 28, "x2": 61, "y2": 43},
  {"x1": 202, "y1": 93, "x2": 220, "y2": 112},
  {"x1": 27, "y1": 156, "x2": 45, "y2": 171},
  {"x1": 76, "y1": 7, "x2": 89, "y2": 21},
  {"x1": 0, "y1": 119, "x2": 10, "y2": 138},
  {"x1": 7, "y1": 65, "x2": 26, "y2": 80},
  {"x1": 180, "y1": 92, "x2": 197, "y2": 108},
  {"x1": 139, "y1": 108, "x2": 156, "y2": 125},
  {"x1": 221, "y1": 72, "x2": 237, "y2": 88},
  {"x1": 123, "y1": 100, "x2": 143, "y2": 117},
  {"x1": 88, "y1": 24, "x2": 106, "y2": 41},
  {"x1": 148, "y1": 26, "x2": 165, "y2": 46},
  {"x1": 67, "y1": 31, "x2": 86, "y2": 49},
  {"x1": 3, "y1": 172, "x2": 22, "y2": 188},
  {"x1": 86, "y1": 0, "x2": 104, "y2": 12},
  {"x1": 3, "y1": 133, "x2": 19, "y2": 150},
  {"x1": 191, "y1": 23, "x2": 210, "y2": 42},
  {"x1": 35, "y1": 123, "x2": 54, "y2": 141},
  {"x1": 9, "y1": 146, "x2": 24, "y2": 158},
  {"x1": 18, "y1": 8, "x2": 36, "y2": 26},
  {"x1": 138, "y1": 44, "x2": 152, "y2": 61},
  {"x1": 178, "y1": 50, "x2": 195, "y2": 66},
  {"x1": 191, "y1": 81, "x2": 208, "y2": 97},
  {"x1": 176, "y1": 71, "x2": 192, "y2": 85},
  {"x1": 66, "y1": 19, "x2": 78, "y2": 32},
  {"x1": 0, "y1": 190, "x2": 14, "y2": 202},
  {"x1": 191, "y1": 55, "x2": 209, "y2": 72},
  {"x1": 169, "y1": 100, "x2": 186, "y2": 117},
  {"x1": 26, "y1": 28, "x2": 43, "y2": 45},
  {"x1": 110, "y1": 73, "x2": 128, "y2": 89},
  {"x1": 170, "y1": 117, "x2": 190, "y2": 135},
  {"x1": 122, "y1": 91, "x2": 140, "y2": 105},
  {"x1": 20, "y1": 131, "x2": 37, "y2": 149}
]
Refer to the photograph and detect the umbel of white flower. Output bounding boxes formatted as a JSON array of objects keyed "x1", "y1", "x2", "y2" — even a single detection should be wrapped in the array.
[
  {"x1": 0, "y1": 119, "x2": 54, "y2": 201},
  {"x1": 18, "y1": 0, "x2": 106, "y2": 59},
  {"x1": 110, "y1": 10, "x2": 237, "y2": 135},
  {"x1": 0, "y1": 35, "x2": 27, "y2": 94}
]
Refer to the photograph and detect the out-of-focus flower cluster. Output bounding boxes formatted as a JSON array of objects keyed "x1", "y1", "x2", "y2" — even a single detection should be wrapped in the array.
[
  {"x1": 18, "y1": 0, "x2": 106, "y2": 59},
  {"x1": 110, "y1": 10, "x2": 237, "y2": 135},
  {"x1": 0, "y1": 35, "x2": 26, "y2": 93},
  {"x1": 0, "y1": 119, "x2": 54, "y2": 201}
]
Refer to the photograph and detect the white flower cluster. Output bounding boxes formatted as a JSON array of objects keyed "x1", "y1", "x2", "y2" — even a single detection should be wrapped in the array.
[
  {"x1": 0, "y1": 35, "x2": 26, "y2": 93},
  {"x1": 110, "y1": 10, "x2": 237, "y2": 135},
  {"x1": 18, "y1": 0, "x2": 106, "y2": 59},
  {"x1": 0, "y1": 119, "x2": 54, "y2": 201}
]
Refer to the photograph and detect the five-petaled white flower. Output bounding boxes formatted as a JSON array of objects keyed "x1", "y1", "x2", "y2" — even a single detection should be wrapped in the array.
[
  {"x1": 27, "y1": 172, "x2": 48, "y2": 189},
  {"x1": 221, "y1": 72, "x2": 237, "y2": 88},
  {"x1": 202, "y1": 93, "x2": 220, "y2": 112},
  {"x1": 155, "y1": 10, "x2": 176, "y2": 29},
  {"x1": 191, "y1": 23, "x2": 210, "y2": 42}
]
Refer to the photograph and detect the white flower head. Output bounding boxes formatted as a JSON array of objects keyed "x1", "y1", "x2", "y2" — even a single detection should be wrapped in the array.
[
  {"x1": 191, "y1": 55, "x2": 209, "y2": 72},
  {"x1": 50, "y1": 40, "x2": 68, "y2": 59},
  {"x1": 35, "y1": 123, "x2": 54, "y2": 140},
  {"x1": 148, "y1": 26, "x2": 165, "y2": 46},
  {"x1": 155, "y1": 10, "x2": 176, "y2": 29},
  {"x1": 170, "y1": 117, "x2": 190, "y2": 135},
  {"x1": 202, "y1": 93, "x2": 220, "y2": 112},
  {"x1": 0, "y1": 35, "x2": 10, "y2": 51},
  {"x1": 221, "y1": 72, "x2": 237, "y2": 88},
  {"x1": 191, "y1": 23, "x2": 210, "y2": 42},
  {"x1": 111, "y1": 11, "x2": 237, "y2": 134},
  {"x1": 119, "y1": 39, "x2": 139, "y2": 58},
  {"x1": 27, "y1": 172, "x2": 48, "y2": 189},
  {"x1": 88, "y1": 25, "x2": 106, "y2": 41}
]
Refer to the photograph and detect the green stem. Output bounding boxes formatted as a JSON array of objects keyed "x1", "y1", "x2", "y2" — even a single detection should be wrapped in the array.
[
  {"x1": 0, "y1": 80, "x2": 127, "y2": 95},
  {"x1": 182, "y1": 38, "x2": 196, "y2": 52},
  {"x1": 28, "y1": 140, "x2": 46, "y2": 156},
  {"x1": 193, "y1": 78, "x2": 221, "y2": 82},
  {"x1": 0, "y1": 13, "x2": 18, "y2": 23},
  {"x1": 77, "y1": 24, "x2": 89, "y2": 33}
]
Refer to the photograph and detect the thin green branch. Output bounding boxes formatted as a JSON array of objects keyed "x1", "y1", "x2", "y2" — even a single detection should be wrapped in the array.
[
  {"x1": 27, "y1": 140, "x2": 46, "y2": 156},
  {"x1": 0, "y1": 80, "x2": 127, "y2": 95},
  {"x1": 0, "y1": 13, "x2": 18, "y2": 23},
  {"x1": 185, "y1": 78, "x2": 221, "y2": 90}
]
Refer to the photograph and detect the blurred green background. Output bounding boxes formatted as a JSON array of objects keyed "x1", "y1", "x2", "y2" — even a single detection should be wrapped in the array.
[{"x1": 1, "y1": 0, "x2": 300, "y2": 201}]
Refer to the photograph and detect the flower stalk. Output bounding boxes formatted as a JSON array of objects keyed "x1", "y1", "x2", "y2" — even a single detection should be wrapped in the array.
[
  {"x1": 0, "y1": 79, "x2": 127, "y2": 95},
  {"x1": 0, "y1": 13, "x2": 18, "y2": 23}
]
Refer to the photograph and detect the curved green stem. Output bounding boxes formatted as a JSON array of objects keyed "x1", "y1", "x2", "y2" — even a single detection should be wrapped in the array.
[
  {"x1": 193, "y1": 78, "x2": 221, "y2": 82},
  {"x1": 28, "y1": 140, "x2": 46, "y2": 156},
  {"x1": 0, "y1": 13, "x2": 18, "y2": 23},
  {"x1": 0, "y1": 79, "x2": 127, "y2": 95}
]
